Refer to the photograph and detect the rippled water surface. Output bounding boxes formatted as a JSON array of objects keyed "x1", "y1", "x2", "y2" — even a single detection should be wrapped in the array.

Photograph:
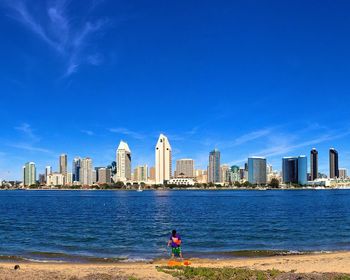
[{"x1": 0, "y1": 190, "x2": 350, "y2": 262}]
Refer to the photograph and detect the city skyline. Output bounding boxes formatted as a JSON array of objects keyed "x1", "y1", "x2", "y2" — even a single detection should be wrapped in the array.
[
  {"x1": 2, "y1": 1, "x2": 350, "y2": 180},
  {"x1": 14, "y1": 136, "x2": 348, "y2": 184}
]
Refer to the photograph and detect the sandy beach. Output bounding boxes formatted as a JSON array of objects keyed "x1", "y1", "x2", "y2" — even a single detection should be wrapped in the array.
[{"x1": 1, "y1": 251, "x2": 350, "y2": 279}]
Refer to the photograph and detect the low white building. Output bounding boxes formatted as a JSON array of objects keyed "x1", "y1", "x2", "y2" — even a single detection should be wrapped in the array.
[
  {"x1": 47, "y1": 173, "x2": 65, "y2": 186},
  {"x1": 168, "y1": 178, "x2": 195, "y2": 186}
]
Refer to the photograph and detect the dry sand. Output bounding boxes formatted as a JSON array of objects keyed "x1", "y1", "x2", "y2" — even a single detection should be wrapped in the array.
[{"x1": 1, "y1": 251, "x2": 350, "y2": 279}]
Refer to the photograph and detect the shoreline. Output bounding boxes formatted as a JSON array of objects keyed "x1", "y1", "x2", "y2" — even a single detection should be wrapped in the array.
[
  {"x1": 1, "y1": 251, "x2": 350, "y2": 279},
  {"x1": 1, "y1": 187, "x2": 350, "y2": 191},
  {"x1": 0, "y1": 249, "x2": 339, "y2": 264}
]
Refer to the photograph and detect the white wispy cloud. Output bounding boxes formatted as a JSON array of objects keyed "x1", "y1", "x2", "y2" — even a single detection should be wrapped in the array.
[
  {"x1": 233, "y1": 129, "x2": 272, "y2": 146},
  {"x1": 227, "y1": 127, "x2": 350, "y2": 166},
  {"x1": 9, "y1": 143, "x2": 53, "y2": 154},
  {"x1": 14, "y1": 123, "x2": 39, "y2": 141},
  {"x1": 11, "y1": 122, "x2": 54, "y2": 155},
  {"x1": 109, "y1": 128, "x2": 145, "y2": 140},
  {"x1": 4, "y1": 0, "x2": 108, "y2": 76}
]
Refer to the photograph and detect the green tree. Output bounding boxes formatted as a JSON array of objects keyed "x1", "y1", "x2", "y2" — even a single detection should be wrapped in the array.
[{"x1": 269, "y1": 178, "x2": 280, "y2": 188}]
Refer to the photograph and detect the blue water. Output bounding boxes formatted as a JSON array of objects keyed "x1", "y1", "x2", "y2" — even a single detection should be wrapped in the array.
[{"x1": 0, "y1": 190, "x2": 350, "y2": 262}]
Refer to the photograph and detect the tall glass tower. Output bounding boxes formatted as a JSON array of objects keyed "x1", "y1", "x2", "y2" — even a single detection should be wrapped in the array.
[
  {"x1": 310, "y1": 148, "x2": 318, "y2": 181},
  {"x1": 72, "y1": 157, "x2": 81, "y2": 182},
  {"x1": 282, "y1": 155, "x2": 308, "y2": 185},
  {"x1": 298, "y1": 156, "x2": 308, "y2": 185},
  {"x1": 329, "y1": 148, "x2": 339, "y2": 178},
  {"x1": 282, "y1": 157, "x2": 298, "y2": 184},
  {"x1": 208, "y1": 149, "x2": 220, "y2": 183},
  {"x1": 248, "y1": 157, "x2": 267, "y2": 185}
]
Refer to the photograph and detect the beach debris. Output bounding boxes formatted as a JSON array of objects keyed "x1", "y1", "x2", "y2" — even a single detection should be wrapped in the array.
[{"x1": 14, "y1": 265, "x2": 20, "y2": 270}]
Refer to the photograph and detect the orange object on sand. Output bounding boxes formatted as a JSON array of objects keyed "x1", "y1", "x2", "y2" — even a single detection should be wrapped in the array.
[{"x1": 167, "y1": 260, "x2": 191, "y2": 267}]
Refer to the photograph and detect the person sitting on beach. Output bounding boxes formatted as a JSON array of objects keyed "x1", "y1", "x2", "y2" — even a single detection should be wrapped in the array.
[{"x1": 167, "y1": 229, "x2": 183, "y2": 258}]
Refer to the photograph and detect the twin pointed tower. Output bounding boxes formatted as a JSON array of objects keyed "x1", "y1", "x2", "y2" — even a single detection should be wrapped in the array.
[{"x1": 155, "y1": 134, "x2": 172, "y2": 185}]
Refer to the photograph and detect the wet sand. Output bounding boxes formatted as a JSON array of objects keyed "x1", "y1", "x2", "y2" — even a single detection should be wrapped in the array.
[{"x1": 1, "y1": 251, "x2": 350, "y2": 279}]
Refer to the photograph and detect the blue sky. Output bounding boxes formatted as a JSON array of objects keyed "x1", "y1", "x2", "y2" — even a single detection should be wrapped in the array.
[{"x1": 1, "y1": 0, "x2": 350, "y2": 180}]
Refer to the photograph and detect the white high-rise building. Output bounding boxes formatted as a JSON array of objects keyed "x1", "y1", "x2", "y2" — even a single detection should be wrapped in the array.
[
  {"x1": 116, "y1": 141, "x2": 132, "y2": 182},
  {"x1": 79, "y1": 158, "x2": 93, "y2": 186},
  {"x1": 155, "y1": 134, "x2": 172, "y2": 184}
]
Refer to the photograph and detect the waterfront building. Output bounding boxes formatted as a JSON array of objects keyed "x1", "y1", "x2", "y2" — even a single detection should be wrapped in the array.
[
  {"x1": 282, "y1": 157, "x2": 298, "y2": 184},
  {"x1": 94, "y1": 166, "x2": 104, "y2": 182},
  {"x1": 23, "y1": 162, "x2": 36, "y2": 186},
  {"x1": 195, "y1": 169, "x2": 207, "y2": 184},
  {"x1": 248, "y1": 157, "x2": 267, "y2": 185},
  {"x1": 149, "y1": 166, "x2": 155, "y2": 181},
  {"x1": 168, "y1": 178, "x2": 195, "y2": 186},
  {"x1": 79, "y1": 158, "x2": 93, "y2": 186},
  {"x1": 38, "y1": 174, "x2": 45, "y2": 185},
  {"x1": 220, "y1": 164, "x2": 230, "y2": 183},
  {"x1": 208, "y1": 149, "x2": 220, "y2": 183},
  {"x1": 298, "y1": 156, "x2": 308, "y2": 185},
  {"x1": 229, "y1": 165, "x2": 240, "y2": 183},
  {"x1": 155, "y1": 134, "x2": 172, "y2": 184},
  {"x1": 59, "y1": 154, "x2": 68, "y2": 176},
  {"x1": 266, "y1": 164, "x2": 273, "y2": 175},
  {"x1": 45, "y1": 166, "x2": 52, "y2": 183},
  {"x1": 310, "y1": 148, "x2": 318, "y2": 181},
  {"x1": 47, "y1": 172, "x2": 65, "y2": 186},
  {"x1": 175, "y1": 159, "x2": 194, "y2": 178},
  {"x1": 116, "y1": 141, "x2": 132, "y2": 182},
  {"x1": 65, "y1": 172, "x2": 73, "y2": 185},
  {"x1": 329, "y1": 148, "x2": 339, "y2": 178},
  {"x1": 239, "y1": 168, "x2": 245, "y2": 180},
  {"x1": 97, "y1": 168, "x2": 112, "y2": 184},
  {"x1": 92, "y1": 169, "x2": 97, "y2": 184},
  {"x1": 282, "y1": 156, "x2": 308, "y2": 185},
  {"x1": 133, "y1": 165, "x2": 148, "y2": 182},
  {"x1": 339, "y1": 168, "x2": 347, "y2": 179},
  {"x1": 72, "y1": 157, "x2": 81, "y2": 182}
]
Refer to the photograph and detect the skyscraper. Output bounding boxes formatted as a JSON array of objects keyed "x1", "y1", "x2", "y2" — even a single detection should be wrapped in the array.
[
  {"x1": 298, "y1": 155, "x2": 308, "y2": 185},
  {"x1": 23, "y1": 162, "x2": 36, "y2": 186},
  {"x1": 329, "y1": 148, "x2": 339, "y2": 178},
  {"x1": 59, "y1": 154, "x2": 68, "y2": 176},
  {"x1": 310, "y1": 148, "x2": 318, "y2": 181},
  {"x1": 79, "y1": 158, "x2": 93, "y2": 186},
  {"x1": 155, "y1": 134, "x2": 172, "y2": 184},
  {"x1": 282, "y1": 156, "x2": 308, "y2": 185},
  {"x1": 72, "y1": 157, "x2": 81, "y2": 182},
  {"x1": 282, "y1": 157, "x2": 298, "y2": 184},
  {"x1": 175, "y1": 159, "x2": 194, "y2": 178},
  {"x1": 248, "y1": 157, "x2": 267, "y2": 185},
  {"x1": 45, "y1": 166, "x2": 52, "y2": 183},
  {"x1": 208, "y1": 149, "x2": 220, "y2": 183},
  {"x1": 116, "y1": 140, "x2": 132, "y2": 182}
]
